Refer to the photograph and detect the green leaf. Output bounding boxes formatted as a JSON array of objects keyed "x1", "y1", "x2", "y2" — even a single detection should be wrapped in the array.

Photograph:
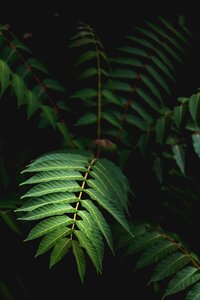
[
  {"x1": 111, "y1": 69, "x2": 137, "y2": 79},
  {"x1": 75, "y1": 51, "x2": 96, "y2": 66},
  {"x1": 131, "y1": 101, "x2": 154, "y2": 123},
  {"x1": 0, "y1": 59, "x2": 11, "y2": 97},
  {"x1": 25, "y1": 215, "x2": 74, "y2": 241},
  {"x1": 18, "y1": 203, "x2": 77, "y2": 221},
  {"x1": 192, "y1": 134, "x2": 200, "y2": 158},
  {"x1": 102, "y1": 89, "x2": 122, "y2": 106},
  {"x1": 41, "y1": 105, "x2": 58, "y2": 128},
  {"x1": 189, "y1": 93, "x2": 200, "y2": 123},
  {"x1": 111, "y1": 80, "x2": 132, "y2": 92},
  {"x1": 79, "y1": 68, "x2": 97, "y2": 79},
  {"x1": 126, "y1": 231, "x2": 162, "y2": 255},
  {"x1": 172, "y1": 144, "x2": 185, "y2": 174},
  {"x1": 75, "y1": 230, "x2": 102, "y2": 273},
  {"x1": 0, "y1": 211, "x2": 21, "y2": 235},
  {"x1": 111, "y1": 57, "x2": 143, "y2": 67},
  {"x1": 146, "y1": 65, "x2": 170, "y2": 95},
  {"x1": 135, "y1": 239, "x2": 177, "y2": 270},
  {"x1": 43, "y1": 79, "x2": 65, "y2": 92},
  {"x1": 21, "y1": 180, "x2": 82, "y2": 198},
  {"x1": 27, "y1": 58, "x2": 49, "y2": 74},
  {"x1": 126, "y1": 114, "x2": 149, "y2": 131},
  {"x1": 72, "y1": 240, "x2": 86, "y2": 284},
  {"x1": 20, "y1": 170, "x2": 83, "y2": 185},
  {"x1": 71, "y1": 88, "x2": 97, "y2": 101},
  {"x1": 36, "y1": 226, "x2": 72, "y2": 256},
  {"x1": 15, "y1": 193, "x2": 77, "y2": 212},
  {"x1": 50, "y1": 238, "x2": 72, "y2": 268},
  {"x1": 26, "y1": 90, "x2": 40, "y2": 119},
  {"x1": 85, "y1": 188, "x2": 132, "y2": 236},
  {"x1": 136, "y1": 87, "x2": 160, "y2": 112},
  {"x1": 81, "y1": 199, "x2": 114, "y2": 253},
  {"x1": 186, "y1": 282, "x2": 200, "y2": 300},
  {"x1": 151, "y1": 56, "x2": 174, "y2": 81},
  {"x1": 174, "y1": 104, "x2": 186, "y2": 129},
  {"x1": 118, "y1": 46, "x2": 147, "y2": 57},
  {"x1": 163, "y1": 266, "x2": 200, "y2": 299},
  {"x1": 140, "y1": 74, "x2": 163, "y2": 104},
  {"x1": 156, "y1": 115, "x2": 171, "y2": 144},
  {"x1": 12, "y1": 73, "x2": 26, "y2": 107},
  {"x1": 149, "y1": 252, "x2": 190, "y2": 283},
  {"x1": 75, "y1": 112, "x2": 97, "y2": 126}
]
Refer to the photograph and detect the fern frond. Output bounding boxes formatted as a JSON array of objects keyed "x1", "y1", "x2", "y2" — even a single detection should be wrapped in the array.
[
  {"x1": 0, "y1": 25, "x2": 74, "y2": 147},
  {"x1": 16, "y1": 151, "x2": 132, "y2": 281},
  {"x1": 114, "y1": 221, "x2": 200, "y2": 299},
  {"x1": 109, "y1": 16, "x2": 191, "y2": 146}
]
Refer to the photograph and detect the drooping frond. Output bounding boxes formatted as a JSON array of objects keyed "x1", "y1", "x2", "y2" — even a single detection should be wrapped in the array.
[
  {"x1": 15, "y1": 151, "x2": 132, "y2": 281},
  {"x1": 113, "y1": 221, "x2": 200, "y2": 300}
]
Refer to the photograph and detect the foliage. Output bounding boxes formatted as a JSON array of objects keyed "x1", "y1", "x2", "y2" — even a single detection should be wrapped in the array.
[{"x1": 0, "y1": 14, "x2": 199, "y2": 299}]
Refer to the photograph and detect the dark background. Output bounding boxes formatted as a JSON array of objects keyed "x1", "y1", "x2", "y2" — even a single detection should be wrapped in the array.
[{"x1": 0, "y1": 3, "x2": 200, "y2": 300}]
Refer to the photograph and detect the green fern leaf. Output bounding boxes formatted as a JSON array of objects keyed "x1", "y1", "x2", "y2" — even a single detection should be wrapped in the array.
[
  {"x1": 26, "y1": 90, "x2": 40, "y2": 119},
  {"x1": 15, "y1": 193, "x2": 77, "y2": 212},
  {"x1": 36, "y1": 226, "x2": 72, "y2": 256},
  {"x1": 146, "y1": 65, "x2": 170, "y2": 94},
  {"x1": 12, "y1": 73, "x2": 26, "y2": 107},
  {"x1": 25, "y1": 215, "x2": 75, "y2": 241},
  {"x1": 111, "y1": 80, "x2": 132, "y2": 92},
  {"x1": 72, "y1": 240, "x2": 86, "y2": 284},
  {"x1": 135, "y1": 239, "x2": 177, "y2": 270},
  {"x1": 126, "y1": 231, "x2": 162, "y2": 255},
  {"x1": 126, "y1": 114, "x2": 149, "y2": 131},
  {"x1": 85, "y1": 188, "x2": 131, "y2": 236},
  {"x1": 75, "y1": 112, "x2": 97, "y2": 126},
  {"x1": 27, "y1": 58, "x2": 49, "y2": 74},
  {"x1": 163, "y1": 266, "x2": 200, "y2": 299},
  {"x1": 149, "y1": 252, "x2": 190, "y2": 283},
  {"x1": 0, "y1": 59, "x2": 11, "y2": 97},
  {"x1": 140, "y1": 74, "x2": 163, "y2": 104},
  {"x1": 21, "y1": 180, "x2": 82, "y2": 198},
  {"x1": 20, "y1": 170, "x2": 83, "y2": 185},
  {"x1": 172, "y1": 144, "x2": 185, "y2": 174},
  {"x1": 189, "y1": 93, "x2": 200, "y2": 123},
  {"x1": 158, "y1": 16, "x2": 190, "y2": 44},
  {"x1": 186, "y1": 282, "x2": 200, "y2": 300},
  {"x1": 81, "y1": 199, "x2": 114, "y2": 253},
  {"x1": 41, "y1": 105, "x2": 58, "y2": 128},
  {"x1": 174, "y1": 104, "x2": 186, "y2": 129},
  {"x1": 50, "y1": 238, "x2": 72, "y2": 268},
  {"x1": 79, "y1": 67, "x2": 97, "y2": 79},
  {"x1": 192, "y1": 133, "x2": 200, "y2": 158},
  {"x1": 75, "y1": 51, "x2": 96, "y2": 66},
  {"x1": 111, "y1": 69, "x2": 137, "y2": 79},
  {"x1": 118, "y1": 46, "x2": 147, "y2": 57},
  {"x1": 110, "y1": 56, "x2": 143, "y2": 67},
  {"x1": 18, "y1": 152, "x2": 131, "y2": 279},
  {"x1": 43, "y1": 79, "x2": 65, "y2": 92},
  {"x1": 151, "y1": 56, "x2": 174, "y2": 81},
  {"x1": 131, "y1": 101, "x2": 154, "y2": 123},
  {"x1": 136, "y1": 87, "x2": 160, "y2": 112},
  {"x1": 18, "y1": 203, "x2": 77, "y2": 221},
  {"x1": 75, "y1": 230, "x2": 102, "y2": 273}
]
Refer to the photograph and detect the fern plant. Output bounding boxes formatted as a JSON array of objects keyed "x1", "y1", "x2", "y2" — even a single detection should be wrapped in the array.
[
  {"x1": 0, "y1": 13, "x2": 199, "y2": 300},
  {"x1": 113, "y1": 221, "x2": 200, "y2": 299}
]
